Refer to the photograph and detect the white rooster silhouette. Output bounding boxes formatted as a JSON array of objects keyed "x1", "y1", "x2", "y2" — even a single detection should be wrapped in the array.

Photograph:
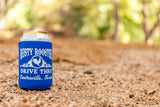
[{"x1": 33, "y1": 58, "x2": 41, "y2": 66}]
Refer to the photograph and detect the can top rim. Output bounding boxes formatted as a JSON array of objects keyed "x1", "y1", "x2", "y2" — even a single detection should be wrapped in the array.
[{"x1": 23, "y1": 31, "x2": 48, "y2": 33}]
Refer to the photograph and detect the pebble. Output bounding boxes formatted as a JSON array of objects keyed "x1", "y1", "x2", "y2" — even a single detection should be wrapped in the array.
[
  {"x1": 83, "y1": 71, "x2": 94, "y2": 75},
  {"x1": 129, "y1": 94, "x2": 134, "y2": 98}
]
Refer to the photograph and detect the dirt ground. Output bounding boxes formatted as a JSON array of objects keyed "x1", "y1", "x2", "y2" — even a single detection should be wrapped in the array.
[{"x1": 0, "y1": 37, "x2": 160, "y2": 107}]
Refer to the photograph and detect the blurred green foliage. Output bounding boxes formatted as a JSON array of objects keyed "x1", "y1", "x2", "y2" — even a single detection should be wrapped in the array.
[
  {"x1": 6, "y1": 2, "x2": 36, "y2": 29},
  {"x1": 0, "y1": 0, "x2": 160, "y2": 43},
  {"x1": 119, "y1": 0, "x2": 143, "y2": 43},
  {"x1": 70, "y1": 0, "x2": 113, "y2": 39}
]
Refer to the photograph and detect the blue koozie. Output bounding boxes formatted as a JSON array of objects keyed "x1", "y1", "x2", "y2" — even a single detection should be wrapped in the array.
[{"x1": 19, "y1": 31, "x2": 52, "y2": 90}]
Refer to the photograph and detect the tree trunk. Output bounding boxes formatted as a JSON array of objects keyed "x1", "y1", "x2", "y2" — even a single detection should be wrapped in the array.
[
  {"x1": 142, "y1": 0, "x2": 149, "y2": 42},
  {"x1": 142, "y1": 0, "x2": 160, "y2": 42},
  {"x1": 0, "y1": 0, "x2": 6, "y2": 31},
  {"x1": 113, "y1": 0, "x2": 120, "y2": 41}
]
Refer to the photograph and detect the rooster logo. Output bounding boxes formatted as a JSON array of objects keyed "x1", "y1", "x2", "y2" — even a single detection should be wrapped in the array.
[
  {"x1": 31, "y1": 56, "x2": 42, "y2": 67},
  {"x1": 21, "y1": 55, "x2": 51, "y2": 68},
  {"x1": 33, "y1": 58, "x2": 41, "y2": 66}
]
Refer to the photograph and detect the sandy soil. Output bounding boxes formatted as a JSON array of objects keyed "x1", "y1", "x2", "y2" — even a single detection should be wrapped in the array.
[{"x1": 0, "y1": 37, "x2": 160, "y2": 107}]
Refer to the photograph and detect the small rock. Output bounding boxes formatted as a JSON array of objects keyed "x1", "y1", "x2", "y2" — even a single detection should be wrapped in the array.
[
  {"x1": 36, "y1": 100, "x2": 43, "y2": 106},
  {"x1": 31, "y1": 96, "x2": 38, "y2": 101},
  {"x1": 129, "y1": 94, "x2": 134, "y2": 98},
  {"x1": 0, "y1": 94, "x2": 4, "y2": 99},
  {"x1": 9, "y1": 82, "x2": 18, "y2": 87},
  {"x1": 57, "y1": 86, "x2": 62, "y2": 90},
  {"x1": 21, "y1": 97, "x2": 31, "y2": 103},
  {"x1": 5, "y1": 60, "x2": 14, "y2": 63},
  {"x1": 21, "y1": 98, "x2": 28, "y2": 103},
  {"x1": 62, "y1": 59, "x2": 75, "y2": 63},
  {"x1": 147, "y1": 90, "x2": 156, "y2": 95},
  {"x1": 83, "y1": 71, "x2": 93, "y2": 75},
  {"x1": 0, "y1": 80, "x2": 7, "y2": 83},
  {"x1": 110, "y1": 78, "x2": 114, "y2": 81},
  {"x1": 53, "y1": 58, "x2": 60, "y2": 62},
  {"x1": 3, "y1": 82, "x2": 18, "y2": 87}
]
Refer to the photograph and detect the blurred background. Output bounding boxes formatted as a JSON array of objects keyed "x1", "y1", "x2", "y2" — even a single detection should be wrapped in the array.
[{"x1": 0, "y1": 0, "x2": 159, "y2": 44}]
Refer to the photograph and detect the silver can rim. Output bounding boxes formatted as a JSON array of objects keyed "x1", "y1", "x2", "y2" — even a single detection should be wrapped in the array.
[{"x1": 23, "y1": 31, "x2": 48, "y2": 33}]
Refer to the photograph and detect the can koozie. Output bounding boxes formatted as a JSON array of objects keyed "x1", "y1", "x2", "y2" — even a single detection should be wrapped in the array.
[{"x1": 19, "y1": 41, "x2": 52, "y2": 90}]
